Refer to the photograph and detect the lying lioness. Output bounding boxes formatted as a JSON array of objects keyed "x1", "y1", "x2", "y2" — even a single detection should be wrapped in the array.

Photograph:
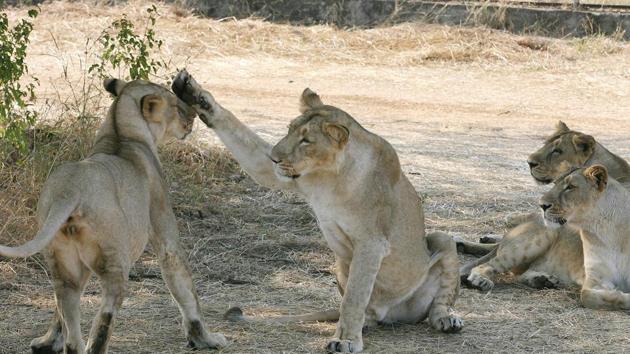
[
  {"x1": 540, "y1": 165, "x2": 630, "y2": 310},
  {"x1": 0, "y1": 79, "x2": 227, "y2": 353},
  {"x1": 172, "y1": 70, "x2": 462, "y2": 353},
  {"x1": 460, "y1": 122, "x2": 630, "y2": 291}
]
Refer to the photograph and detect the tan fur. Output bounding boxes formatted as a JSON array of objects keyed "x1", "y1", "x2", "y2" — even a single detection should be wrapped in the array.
[
  {"x1": 540, "y1": 165, "x2": 630, "y2": 310},
  {"x1": 0, "y1": 79, "x2": 227, "y2": 353},
  {"x1": 464, "y1": 122, "x2": 630, "y2": 291},
  {"x1": 172, "y1": 70, "x2": 463, "y2": 353}
]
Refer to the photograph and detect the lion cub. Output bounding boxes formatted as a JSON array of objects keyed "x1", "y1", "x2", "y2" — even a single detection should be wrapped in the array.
[
  {"x1": 172, "y1": 70, "x2": 463, "y2": 353},
  {"x1": 0, "y1": 79, "x2": 226, "y2": 353},
  {"x1": 540, "y1": 165, "x2": 630, "y2": 310}
]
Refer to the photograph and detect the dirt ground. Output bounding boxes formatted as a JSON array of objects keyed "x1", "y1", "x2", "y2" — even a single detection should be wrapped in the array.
[{"x1": 2, "y1": 1, "x2": 630, "y2": 353}]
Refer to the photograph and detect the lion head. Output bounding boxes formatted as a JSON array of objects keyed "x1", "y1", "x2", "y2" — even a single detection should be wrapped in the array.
[
  {"x1": 103, "y1": 78, "x2": 195, "y2": 143},
  {"x1": 538, "y1": 165, "x2": 608, "y2": 229},
  {"x1": 527, "y1": 121, "x2": 596, "y2": 184},
  {"x1": 269, "y1": 89, "x2": 351, "y2": 181}
]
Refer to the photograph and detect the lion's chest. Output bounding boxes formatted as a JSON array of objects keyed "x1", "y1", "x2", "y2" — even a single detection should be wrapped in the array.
[{"x1": 317, "y1": 217, "x2": 354, "y2": 259}]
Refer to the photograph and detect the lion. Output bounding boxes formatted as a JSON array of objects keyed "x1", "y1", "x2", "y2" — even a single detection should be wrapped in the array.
[
  {"x1": 0, "y1": 79, "x2": 227, "y2": 354},
  {"x1": 171, "y1": 70, "x2": 463, "y2": 353},
  {"x1": 460, "y1": 121, "x2": 630, "y2": 291},
  {"x1": 540, "y1": 165, "x2": 630, "y2": 310}
]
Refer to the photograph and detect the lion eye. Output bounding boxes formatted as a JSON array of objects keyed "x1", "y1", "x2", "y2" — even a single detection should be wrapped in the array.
[
  {"x1": 300, "y1": 138, "x2": 311, "y2": 145},
  {"x1": 565, "y1": 184, "x2": 575, "y2": 191},
  {"x1": 552, "y1": 148, "x2": 562, "y2": 155}
]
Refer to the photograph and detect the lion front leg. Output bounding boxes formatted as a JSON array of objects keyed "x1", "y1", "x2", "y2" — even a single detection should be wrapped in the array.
[
  {"x1": 466, "y1": 221, "x2": 555, "y2": 291},
  {"x1": 327, "y1": 240, "x2": 389, "y2": 353},
  {"x1": 171, "y1": 70, "x2": 296, "y2": 192},
  {"x1": 150, "y1": 208, "x2": 227, "y2": 350}
]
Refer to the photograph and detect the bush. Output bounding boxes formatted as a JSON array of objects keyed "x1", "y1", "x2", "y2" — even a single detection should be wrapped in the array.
[
  {"x1": 89, "y1": 4, "x2": 167, "y2": 81},
  {"x1": 0, "y1": 8, "x2": 39, "y2": 155}
]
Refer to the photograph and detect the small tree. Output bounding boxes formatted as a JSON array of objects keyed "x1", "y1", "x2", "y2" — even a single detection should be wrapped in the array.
[
  {"x1": 89, "y1": 5, "x2": 166, "y2": 81},
  {"x1": 0, "y1": 8, "x2": 39, "y2": 154}
]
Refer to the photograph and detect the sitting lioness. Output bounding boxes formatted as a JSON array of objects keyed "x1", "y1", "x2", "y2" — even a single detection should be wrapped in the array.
[
  {"x1": 0, "y1": 79, "x2": 227, "y2": 353},
  {"x1": 540, "y1": 165, "x2": 630, "y2": 310},
  {"x1": 461, "y1": 122, "x2": 630, "y2": 291},
  {"x1": 171, "y1": 70, "x2": 462, "y2": 353}
]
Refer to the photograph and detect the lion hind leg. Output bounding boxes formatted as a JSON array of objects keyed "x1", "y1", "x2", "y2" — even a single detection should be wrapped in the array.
[
  {"x1": 40, "y1": 241, "x2": 91, "y2": 354},
  {"x1": 49, "y1": 257, "x2": 90, "y2": 354},
  {"x1": 466, "y1": 222, "x2": 554, "y2": 292},
  {"x1": 425, "y1": 232, "x2": 463, "y2": 333},
  {"x1": 86, "y1": 269, "x2": 128, "y2": 354}
]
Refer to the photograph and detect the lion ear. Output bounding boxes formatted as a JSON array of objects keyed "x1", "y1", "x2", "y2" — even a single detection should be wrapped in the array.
[
  {"x1": 300, "y1": 88, "x2": 324, "y2": 113},
  {"x1": 555, "y1": 120, "x2": 570, "y2": 133},
  {"x1": 572, "y1": 133, "x2": 595, "y2": 155},
  {"x1": 103, "y1": 78, "x2": 128, "y2": 96},
  {"x1": 141, "y1": 94, "x2": 167, "y2": 122},
  {"x1": 583, "y1": 165, "x2": 608, "y2": 192},
  {"x1": 323, "y1": 122, "x2": 349, "y2": 147}
]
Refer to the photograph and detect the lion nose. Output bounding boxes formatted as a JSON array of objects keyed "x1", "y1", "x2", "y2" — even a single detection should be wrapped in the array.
[
  {"x1": 539, "y1": 203, "x2": 552, "y2": 212},
  {"x1": 528, "y1": 160, "x2": 539, "y2": 169},
  {"x1": 270, "y1": 149, "x2": 281, "y2": 164}
]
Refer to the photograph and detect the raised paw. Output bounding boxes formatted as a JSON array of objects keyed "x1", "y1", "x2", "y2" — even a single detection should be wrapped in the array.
[
  {"x1": 186, "y1": 320, "x2": 228, "y2": 349},
  {"x1": 171, "y1": 70, "x2": 214, "y2": 124},
  {"x1": 466, "y1": 273, "x2": 494, "y2": 292},
  {"x1": 326, "y1": 338, "x2": 363, "y2": 353},
  {"x1": 432, "y1": 315, "x2": 464, "y2": 333},
  {"x1": 171, "y1": 70, "x2": 199, "y2": 106}
]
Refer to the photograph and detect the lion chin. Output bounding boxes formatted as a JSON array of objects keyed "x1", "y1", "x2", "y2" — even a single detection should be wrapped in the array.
[
  {"x1": 543, "y1": 215, "x2": 567, "y2": 229},
  {"x1": 275, "y1": 170, "x2": 300, "y2": 180}
]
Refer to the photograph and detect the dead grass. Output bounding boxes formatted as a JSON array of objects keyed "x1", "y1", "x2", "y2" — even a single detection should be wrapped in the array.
[{"x1": 2, "y1": 1, "x2": 630, "y2": 353}]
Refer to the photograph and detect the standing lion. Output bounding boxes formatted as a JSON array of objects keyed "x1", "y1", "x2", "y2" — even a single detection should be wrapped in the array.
[{"x1": 0, "y1": 79, "x2": 227, "y2": 354}]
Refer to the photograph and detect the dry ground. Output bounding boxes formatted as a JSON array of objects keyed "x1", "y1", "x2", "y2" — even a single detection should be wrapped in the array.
[{"x1": 2, "y1": 1, "x2": 630, "y2": 353}]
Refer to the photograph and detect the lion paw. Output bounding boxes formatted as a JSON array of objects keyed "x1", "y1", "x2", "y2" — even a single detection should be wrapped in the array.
[
  {"x1": 326, "y1": 338, "x2": 363, "y2": 353},
  {"x1": 524, "y1": 273, "x2": 561, "y2": 289},
  {"x1": 432, "y1": 315, "x2": 464, "y2": 333},
  {"x1": 30, "y1": 334, "x2": 64, "y2": 354},
  {"x1": 466, "y1": 273, "x2": 494, "y2": 292},
  {"x1": 30, "y1": 342, "x2": 64, "y2": 354},
  {"x1": 186, "y1": 320, "x2": 228, "y2": 349}
]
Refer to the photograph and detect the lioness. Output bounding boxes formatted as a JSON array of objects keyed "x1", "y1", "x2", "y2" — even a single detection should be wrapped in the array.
[
  {"x1": 0, "y1": 79, "x2": 227, "y2": 353},
  {"x1": 540, "y1": 165, "x2": 630, "y2": 310},
  {"x1": 461, "y1": 121, "x2": 630, "y2": 291},
  {"x1": 171, "y1": 70, "x2": 462, "y2": 353}
]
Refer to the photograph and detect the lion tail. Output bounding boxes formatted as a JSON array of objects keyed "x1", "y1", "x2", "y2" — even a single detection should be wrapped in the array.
[
  {"x1": 224, "y1": 307, "x2": 339, "y2": 323},
  {"x1": 459, "y1": 246, "x2": 498, "y2": 276},
  {"x1": 0, "y1": 194, "x2": 79, "y2": 258}
]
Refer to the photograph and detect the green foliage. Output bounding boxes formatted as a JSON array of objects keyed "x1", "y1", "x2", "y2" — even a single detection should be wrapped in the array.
[
  {"x1": 89, "y1": 5, "x2": 166, "y2": 81},
  {"x1": 0, "y1": 8, "x2": 39, "y2": 154}
]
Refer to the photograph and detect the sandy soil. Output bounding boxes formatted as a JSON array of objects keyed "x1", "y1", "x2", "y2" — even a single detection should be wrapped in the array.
[{"x1": 2, "y1": 1, "x2": 630, "y2": 353}]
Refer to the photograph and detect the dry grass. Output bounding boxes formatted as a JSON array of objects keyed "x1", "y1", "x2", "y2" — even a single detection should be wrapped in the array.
[{"x1": 2, "y1": 1, "x2": 630, "y2": 353}]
